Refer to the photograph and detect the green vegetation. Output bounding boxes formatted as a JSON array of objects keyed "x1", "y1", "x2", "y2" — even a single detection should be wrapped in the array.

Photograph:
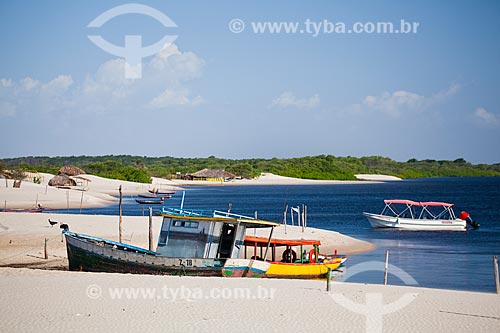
[{"x1": 0, "y1": 155, "x2": 499, "y2": 182}]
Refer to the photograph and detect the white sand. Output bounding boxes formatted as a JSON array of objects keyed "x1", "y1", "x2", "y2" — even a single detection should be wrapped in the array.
[
  {"x1": 171, "y1": 172, "x2": 384, "y2": 186},
  {"x1": 355, "y1": 174, "x2": 402, "y2": 181},
  {"x1": 0, "y1": 267, "x2": 498, "y2": 332},
  {"x1": 0, "y1": 176, "x2": 179, "y2": 210},
  {"x1": 0, "y1": 172, "x2": 398, "y2": 210},
  {"x1": 1, "y1": 212, "x2": 498, "y2": 332}
]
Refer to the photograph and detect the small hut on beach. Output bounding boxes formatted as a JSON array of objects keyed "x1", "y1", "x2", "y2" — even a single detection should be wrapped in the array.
[
  {"x1": 58, "y1": 166, "x2": 85, "y2": 176},
  {"x1": 186, "y1": 169, "x2": 236, "y2": 182},
  {"x1": 48, "y1": 174, "x2": 77, "y2": 187}
]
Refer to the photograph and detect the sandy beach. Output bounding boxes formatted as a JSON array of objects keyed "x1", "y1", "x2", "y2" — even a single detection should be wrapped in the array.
[
  {"x1": 1, "y1": 267, "x2": 499, "y2": 332},
  {"x1": 0, "y1": 172, "x2": 399, "y2": 210},
  {"x1": 2, "y1": 172, "x2": 497, "y2": 333},
  {"x1": 169, "y1": 172, "x2": 399, "y2": 186},
  {"x1": 0, "y1": 211, "x2": 374, "y2": 270}
]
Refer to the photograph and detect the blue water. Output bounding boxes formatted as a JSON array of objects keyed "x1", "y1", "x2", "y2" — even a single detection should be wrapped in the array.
[{"x1": 55, "y1": 177, "x2": 500, "y2": 293}]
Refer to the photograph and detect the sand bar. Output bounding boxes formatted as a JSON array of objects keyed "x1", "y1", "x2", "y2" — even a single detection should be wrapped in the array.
[{"x1": 170, "y1": 172, "x2": 390, "y2": 186}]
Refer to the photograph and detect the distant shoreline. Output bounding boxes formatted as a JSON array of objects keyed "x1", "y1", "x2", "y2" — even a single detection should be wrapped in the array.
[{"x1": 0, "y1": 173, "x2": 397, "y2": 210}]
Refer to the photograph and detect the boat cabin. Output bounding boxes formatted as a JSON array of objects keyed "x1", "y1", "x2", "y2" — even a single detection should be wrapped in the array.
[{"x1": 157, "y1": 208, "x2": 278, "y2": 259}]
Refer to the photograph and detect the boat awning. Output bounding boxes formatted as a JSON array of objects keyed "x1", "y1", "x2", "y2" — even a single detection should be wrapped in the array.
[
  {"x1": 244, "y1": 236, "x2": 321, "y2": 247},
  {"x1": 160, "y1": 207, "x2": 280, "y2": 228},
  {"x1": 384, "y1": 199, "x2": 454, "y2": 207}
]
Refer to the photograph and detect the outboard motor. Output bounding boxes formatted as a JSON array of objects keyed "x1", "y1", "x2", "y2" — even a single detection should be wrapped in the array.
[{"x1": 459, "y1": 211, "x2": 480, "y2": 229}]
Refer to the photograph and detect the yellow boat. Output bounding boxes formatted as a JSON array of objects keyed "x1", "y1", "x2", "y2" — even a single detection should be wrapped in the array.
[{"x1": 243, "y1": 236, "x2": 344, "y2": 279}]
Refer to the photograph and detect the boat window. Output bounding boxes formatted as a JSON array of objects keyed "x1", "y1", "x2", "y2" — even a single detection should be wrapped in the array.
[{"x1": 173, "y1": 220, "x2": 199, "y2": 228}]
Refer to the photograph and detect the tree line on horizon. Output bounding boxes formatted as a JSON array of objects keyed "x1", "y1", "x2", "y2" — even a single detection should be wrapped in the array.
[{"x1": 1, "y1": 155, "x2": 499, "y2": 184}]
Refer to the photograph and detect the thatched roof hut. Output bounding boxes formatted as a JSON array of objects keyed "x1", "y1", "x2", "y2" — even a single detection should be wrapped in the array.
[
  {"x1": 189, "y1": 169, "x2": 236, "y2": 181},
  {"x1": 58, "y1": 166, "x2": 85, "y2": 176},
  {"x1": 48, "y1": 174, "x2": 77, "y2": 187}
]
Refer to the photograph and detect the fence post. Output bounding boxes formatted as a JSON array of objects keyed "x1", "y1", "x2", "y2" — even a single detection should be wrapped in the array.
[
  {"x1": 44, "y1": 238, "x2": 48, "y2": 259},
  {"x1": 326, "y1": 268, "x2": 332, "y2": 291},
  {"x1": 384, "y1": 250, "x2": 389, "y2": 285},
  {"x1": 149, "y1": 207, "x2": 153, "y2": 252},
  {"x1": 119, "y1": 185, "x2": 123, "y2": 243},
  {"x1": 494, "y1": 256, "x2": 499, "y2": 294}
]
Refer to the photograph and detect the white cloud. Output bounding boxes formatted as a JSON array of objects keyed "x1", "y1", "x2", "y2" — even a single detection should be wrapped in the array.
[
  {"x1": 474, "y1": 107, "x2": 499, "y2": 126},
  {"x1": 0, "y1": 44, "x2": 205, "y2": 118},
  {"x1": 40, "y1": 75, "x2": 73, "y2": 96},
  {"x1": 270, "y1": 92, "x2": 320, "y2": 110},
  {"x1": 149, "y1": 89, "x2": 205, "y2": 108},
  {"x1": 20, "y1": 77, "x2": 40, "y2": 91},
  {"x1": 363, "y1": 90, "x2": 424, "y2": 116},
  {"x1": 360, "y1": 83, "x2": 460, "y2": 117}
]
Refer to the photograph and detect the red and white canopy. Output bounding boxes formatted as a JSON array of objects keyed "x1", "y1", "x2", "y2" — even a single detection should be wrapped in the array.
[{"x1": 384, "y1": 199, "x2": 454, "y2": 207}]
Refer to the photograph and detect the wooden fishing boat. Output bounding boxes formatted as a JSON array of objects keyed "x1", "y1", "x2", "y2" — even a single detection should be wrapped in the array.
[
  {"x1": 0, "y1": 208, "x2": 44, "y2": 213},
  {"x1": 63, "y1": 207, "x2": 344, "y2": 278},
  {"x1": 135, "y1": 198, "x2": 165, "y2": 205},
  {"x1": 64, "y1": 207, "x2": 280, "y2": 277},
  {"x1": 149, "y1": 189, "x2": 175, "y2": 195},
  {"x1": 138, "y1": 193, "x2": 172, "y2": 199}
]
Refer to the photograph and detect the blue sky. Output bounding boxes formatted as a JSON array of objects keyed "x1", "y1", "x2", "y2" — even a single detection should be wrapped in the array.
[{"x1": 1, "y1": 0, "x2": 499, "y2": 163}]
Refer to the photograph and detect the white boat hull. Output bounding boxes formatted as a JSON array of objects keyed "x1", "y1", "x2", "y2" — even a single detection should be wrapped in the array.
[{"x1": 363, "y1": 212, "x2": 467, "y2": 231}]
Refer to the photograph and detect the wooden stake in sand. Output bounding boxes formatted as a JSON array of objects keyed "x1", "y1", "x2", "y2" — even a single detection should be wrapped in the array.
[
  {"x1": 79, "y1": 191, "x2": 84, "y2": 214},
  {"x1": 148, "y1": 207, "x2": 153, "y2": 252},
  {"x1": 494, "y1": 256, "x2": 499, "y2": 294},
  {"x1": 119, "y1": 185, "x2": 123, "y2": 243},
  {"x1": 384, "y1": 249, "x2": 389, "y2": 285},
  {"x1": 44, "y1": 238, "x2": 48, "y2": 259},
  {"x1": 326, "y1": 268, "x2": 332, "y2": 291}
]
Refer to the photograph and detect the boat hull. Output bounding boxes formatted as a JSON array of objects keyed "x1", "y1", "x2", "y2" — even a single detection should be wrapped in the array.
[
  {"x1": 65, "y1": 233, "x2": 342, "y2": 278},
  {"x1": 264, "y1": 258, "x2": 342, "y2": 279},
  {"x1": 363, "y1": 212, "x2": 467, "y2": 231},
  {"x1": 66, "y1": 233, "x2": 231, "y2": 276}
]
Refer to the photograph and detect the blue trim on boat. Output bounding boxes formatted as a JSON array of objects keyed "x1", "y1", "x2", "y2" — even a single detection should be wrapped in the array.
[{"x1": 65, "y1": 232, "x2": 157, "y2": 255}]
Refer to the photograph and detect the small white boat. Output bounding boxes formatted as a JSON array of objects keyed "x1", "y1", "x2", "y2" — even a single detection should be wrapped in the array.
[{"x1": 363, "y1": 199, "x2": 479, "y2": 231}]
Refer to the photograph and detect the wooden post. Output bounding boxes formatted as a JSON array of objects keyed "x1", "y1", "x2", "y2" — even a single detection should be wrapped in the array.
[
  {"x1": 283, "y1": 205, "x2": 288, "y2": 234},
  {"x1": 384, "y1": 249, "x2": 389, "y2": 285},
  {"x1": 326, "y1": 268, "x2": 332, "y2": 291},
  {"x1": 66, "y1": 190, "x2": 70, "y2": 209},
  {"x1": 44, "y1": 238, "x2": 48, "y2": 259},
  {"x1": 494, "y1": 256, "x2": 499, "y2": 294},
  {"x1": 304, "y1": 205, "x2": 307, "y2": 229},
  {"x1": 119, "y1": 185, "x2": 123, "y2": 243},
  {"x1": 79, "y1": 191, "x2": 84, "y2": 214},
  {"x1": 301, "y1": 204, "x2": 305, "y2": 232},
  {"x1": 149, "y1": 207, "x2": 153, "y2": 252},
  {"x1": 297, "y1": 206, "x2": 301, "y2": 229}
]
